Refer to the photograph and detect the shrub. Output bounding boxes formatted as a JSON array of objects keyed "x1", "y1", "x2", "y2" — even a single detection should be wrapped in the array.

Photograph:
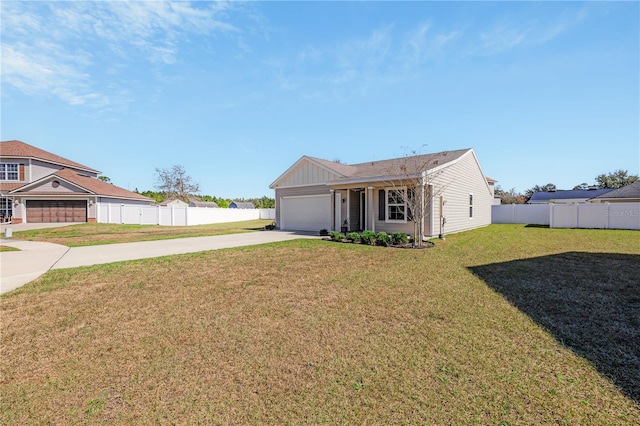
[
  {"x1": 264, "y1": 222, "x2": 276, "y2": 230},
  {"x1": 360, "y1": 230, "x2": 376, "y2": 245},
  {"x1": 375, "y1": 232, "x2": 391, "y2": 247},
  {"x1": 329, "y1": 231, "x2": 345, "y2": 241},
  {"x1": 319, "y1": 229, "x2": 329, "y2": 236},
  {"x1": 347, "y1": 232, "x2": 360, "y2": 242},
  {"x1": 391, "y1": 232, "x2": 409, "y2": 245}
]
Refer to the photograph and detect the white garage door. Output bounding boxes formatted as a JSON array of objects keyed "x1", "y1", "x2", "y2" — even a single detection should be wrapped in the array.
[{"x1": 281, "y1": 195, "x2": 331, "y2": 232}]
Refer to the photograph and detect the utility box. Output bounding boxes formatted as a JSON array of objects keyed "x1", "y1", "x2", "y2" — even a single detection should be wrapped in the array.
[{"x1": 4, "y1": 228, "x2": 12, "y2": 238}]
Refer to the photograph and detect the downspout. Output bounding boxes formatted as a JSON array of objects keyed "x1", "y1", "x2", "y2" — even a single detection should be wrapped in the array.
[
  {"x1": 419, "y1": 173, "x2": 426, "y2": 242},
  {"x1": 439, "y1": 195, "x2": 445, "y2": 239}
]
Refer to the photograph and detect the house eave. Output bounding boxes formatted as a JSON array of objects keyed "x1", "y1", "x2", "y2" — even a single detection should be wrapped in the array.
[{"x1": 2, "y1": 155, "x2": 100, "y2": 175}]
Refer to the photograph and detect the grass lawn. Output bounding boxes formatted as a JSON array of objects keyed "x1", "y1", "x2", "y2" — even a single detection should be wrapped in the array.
[
  {"x1": 0, "y1": 245, "x2": 20, "y2": 252},
  {"x1": 10, "y1": 219, "x2": 274, "y2": 247},
  {"x1": 1, "y1": 225, "x2": 638, "y2": 424}
]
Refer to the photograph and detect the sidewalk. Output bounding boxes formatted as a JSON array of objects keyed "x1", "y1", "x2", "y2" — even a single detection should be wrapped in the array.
[{"x1": 1, "y1": 231, "x2": 318, "y2": 294}]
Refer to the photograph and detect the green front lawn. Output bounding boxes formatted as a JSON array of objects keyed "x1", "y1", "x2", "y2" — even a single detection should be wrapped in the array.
[
  {"x1": 11, "y1": 219, "x2": 274, "y2": 246},
  {"x1": 1, "y1": 225, "x2": 638, "y2": 424}
]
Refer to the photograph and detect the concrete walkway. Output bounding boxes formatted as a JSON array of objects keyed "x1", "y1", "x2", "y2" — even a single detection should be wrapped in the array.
[{"x1": 0, "y1": 231, "x2": 318, "y2": 294}]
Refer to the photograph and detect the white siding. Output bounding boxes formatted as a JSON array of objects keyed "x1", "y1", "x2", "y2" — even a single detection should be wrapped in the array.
[{"x1": 429, "y1": 151, "x2": 492, "y2": 236}]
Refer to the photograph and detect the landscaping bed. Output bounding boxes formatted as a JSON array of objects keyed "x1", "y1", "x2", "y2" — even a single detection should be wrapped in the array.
[{"x1": 323, "y1": 230, "x2": 435, "y2": 248}]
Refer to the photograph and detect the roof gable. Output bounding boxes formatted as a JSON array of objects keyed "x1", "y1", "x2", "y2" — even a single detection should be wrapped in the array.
[
  {"x1": 10, "y1": 174, "x2": 91, "y2": 195},
  {"x1": 0, "y1": 140, "x2": 99, "y2": 174},
  {"x1": 270, "y1": 156, "x2": 349, "y2": 188},
  {"x1": 9, "y1": 168, "x2": 152, "y2": 201}
]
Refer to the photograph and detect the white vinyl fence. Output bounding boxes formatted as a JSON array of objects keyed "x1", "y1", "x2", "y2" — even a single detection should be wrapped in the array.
[
  {"x1": 492, "y1": 204, "x2": 550, "y2": 225},
  {"x1": 97, "y1": 204, "x2": 275, "y2": 226},
  {"x1": 492, "y1": 203, "x2": 640, "y2": 230}
]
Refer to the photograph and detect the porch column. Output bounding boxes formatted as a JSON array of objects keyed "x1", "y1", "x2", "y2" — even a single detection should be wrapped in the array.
[
  {"x1": 330, "y1": 189, "x2": 335, "y2": 231},
  {"x1": 367, "y1": 186, "x2": 375, "y2": 232}
]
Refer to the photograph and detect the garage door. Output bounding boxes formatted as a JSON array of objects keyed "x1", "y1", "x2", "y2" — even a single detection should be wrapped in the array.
[
  {"x1": 281, "y1": 195, "x2": 331, "y2": 232},
  {"x1": 26, "y1": 200, "x2": 87, "y2": 223}
]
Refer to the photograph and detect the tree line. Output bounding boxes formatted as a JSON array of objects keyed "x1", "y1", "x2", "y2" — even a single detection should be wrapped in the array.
[
  {"x1": 132, "y1": 164, "x2": 275, "y2": 208},
  {"x1": 495, "y1": 169, "x2": 638, "y2": 204}
]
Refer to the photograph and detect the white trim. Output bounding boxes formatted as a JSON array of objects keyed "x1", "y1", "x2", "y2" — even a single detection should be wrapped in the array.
[
  {"x1": 385, "y1": 186, "x2": 408, "y2": 223},
  {"x1": 0, "y1": 162, "x2": 20, "y2": 181}
]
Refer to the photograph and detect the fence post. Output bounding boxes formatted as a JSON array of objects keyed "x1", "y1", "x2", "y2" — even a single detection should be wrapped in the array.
[{"x1": 549, "y1": 204, "x2": 554, "y2": 228}]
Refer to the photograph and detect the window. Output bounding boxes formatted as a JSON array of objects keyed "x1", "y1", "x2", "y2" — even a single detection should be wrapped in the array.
[
  {"x1": 469, "y1": 194, "x2": 474, "y2": 218},
  {"x1": 0, "y1": 198, "x2": 12, "y2": 219},
  {"x1": 0, "y1": 163, "x2": 19, "y2": 181},
  {"x1": 387, "y1": 189, "x2": 405, "y2": 221},
  {"x1": 384, "y1": 188, "x2": 412, "y2": 222}
]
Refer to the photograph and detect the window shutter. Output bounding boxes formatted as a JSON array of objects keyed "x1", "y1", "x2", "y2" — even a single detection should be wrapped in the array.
[
  {"x1": 19, "y1": 164, "x2": 25, "y2": 181},
  {"x1": 378, "y1": 189, "x2": 385, "y2": 221}
]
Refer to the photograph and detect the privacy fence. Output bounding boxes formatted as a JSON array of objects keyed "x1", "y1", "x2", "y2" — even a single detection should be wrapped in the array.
[
  {"x1": 97, "y1": 204, "x2": 275, "y2": 226},
  {"x1": 492, "y1": 203, "x2": 640, "y2": 230}
]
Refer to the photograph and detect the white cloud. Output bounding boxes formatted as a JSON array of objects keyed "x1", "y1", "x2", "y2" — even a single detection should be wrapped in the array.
[
  {"x1": 0, "y1": 1, "x2": 243, "y2": 108},
  {"x1": 402, "y1": 21, "x2": 462, "y2": 64},
  {"x1": 476, "y1": 7, "x2": 587, "y2": 55}
]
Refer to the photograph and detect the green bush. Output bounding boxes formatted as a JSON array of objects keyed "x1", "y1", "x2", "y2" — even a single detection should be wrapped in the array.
[
  {"x1": 375, "y1": 232, "x2": 391, "y2": 246},
  {"x1": 360, "y1": 230, "x2": 376, "y2": 245},
  {"x1": 391, "y1": 232, "x2": 409, "y2": 245},
  {"x1": 319, "y1": 229, "x2": 329, "y2": 236},
  {"x1": 347, "y1": 232, "x2": 360, "y2": 242},
  {"x1": 329, "y1": 231, "x2": 345, "y2": 241}
]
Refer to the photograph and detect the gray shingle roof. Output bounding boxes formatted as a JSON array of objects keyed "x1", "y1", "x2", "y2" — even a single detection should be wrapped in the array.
[
  {"x1": 529, "y1": 189, "x2": 614, "y2": 203},
  {"x1": 307, "y1": 148, "x2": 472, "y2": 181},
  {"x1": 589, "y1": 181, "x2": 640, "y2": 200}
]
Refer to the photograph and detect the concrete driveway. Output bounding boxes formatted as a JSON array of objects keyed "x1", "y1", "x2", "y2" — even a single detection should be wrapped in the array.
[{"x1": 0, "y1": 231, "x2": 318, "y2": 294}]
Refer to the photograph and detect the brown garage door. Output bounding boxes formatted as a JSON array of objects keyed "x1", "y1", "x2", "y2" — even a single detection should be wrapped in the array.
[{"x1": 26, "y1": 200, "x2": 87, "y2": 223}]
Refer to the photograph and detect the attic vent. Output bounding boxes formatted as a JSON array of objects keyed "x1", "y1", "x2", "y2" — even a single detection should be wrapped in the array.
[{"x1": 52, "y1": 181, "x2": 60, "y2": 188}]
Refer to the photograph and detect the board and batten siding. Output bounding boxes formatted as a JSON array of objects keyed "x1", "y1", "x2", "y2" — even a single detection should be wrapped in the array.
[
  {"x1": 430, "y1": 151, "x2": 492, "y2": 236},
  {"x1": 274, "y1": 185, "x2": 331, "y2": 229},
  {"x1": 275, "y1": 160, "x2": 341, "y2": 188}
]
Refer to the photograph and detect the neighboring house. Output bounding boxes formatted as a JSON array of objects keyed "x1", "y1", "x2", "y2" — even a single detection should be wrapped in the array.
[
  {"x1": 269, "y1": 148, "x2": 494, "y2": 238},
  {"x1": 528, "y1": 188, "x2": 614, "y2": 204},
  {"x1": 0, "y1": 140, "x2": 152, "y2": 223},
  {"x1": 229, "y1": 201, "x2": 255, "y2": 209},
  {"x1": 588, "y1": 181, "x2": 640, "y2": 203},
  {"x1": 189, "y1": 201, "x2": 219, "y2": 208},
  {"x1": 159, "y1": 199, "x2": 188, "y2": 207}
]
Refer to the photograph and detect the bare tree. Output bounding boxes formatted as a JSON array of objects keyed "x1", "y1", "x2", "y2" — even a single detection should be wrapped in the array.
[
  {"x1": 155, "y1": 165, "x2": 200, "y2": 202},
  {"x1": 382, "y1": 149, "x2": 449, "y2": 247}
]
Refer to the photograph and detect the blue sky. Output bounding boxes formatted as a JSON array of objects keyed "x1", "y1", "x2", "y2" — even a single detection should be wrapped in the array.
[{"x1": 2, "y1": 1, "x2": 638, "y2": 198}]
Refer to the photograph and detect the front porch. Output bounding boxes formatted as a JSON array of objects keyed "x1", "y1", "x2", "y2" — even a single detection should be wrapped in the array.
[{"x1": 329, "y1": 185, "x2": 438, "y2": 238}]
